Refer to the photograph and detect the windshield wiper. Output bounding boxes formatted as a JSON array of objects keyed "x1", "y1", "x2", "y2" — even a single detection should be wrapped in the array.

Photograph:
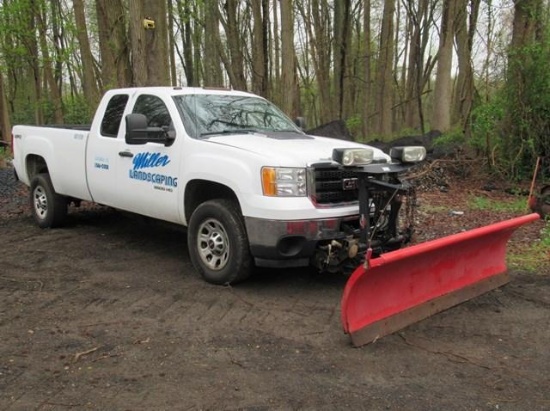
[{"x1": 200, "y1": 129, "x2": 260, "y2": 137}]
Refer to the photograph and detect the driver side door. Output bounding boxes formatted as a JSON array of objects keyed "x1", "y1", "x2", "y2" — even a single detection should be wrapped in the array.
[{"x1": 116, "y1": 94, "x2": 181, "y2": 223}]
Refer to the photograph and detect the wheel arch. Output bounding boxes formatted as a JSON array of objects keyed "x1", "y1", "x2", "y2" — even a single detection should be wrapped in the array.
[
  {"x1": 184, "y1": 179, "x2": 241, "y2": 224},
  {"x1": 25, "y1": 154, "x2": 49, "y2": 182}
]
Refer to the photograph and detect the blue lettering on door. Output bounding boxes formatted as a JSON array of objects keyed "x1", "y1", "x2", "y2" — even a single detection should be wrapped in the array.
[
  {"x1": 132, "y1": 152, "x2": 170, "y2": 170},
  {"x1": 129, "y1": 152, "x2": 177, "y2": 189}
]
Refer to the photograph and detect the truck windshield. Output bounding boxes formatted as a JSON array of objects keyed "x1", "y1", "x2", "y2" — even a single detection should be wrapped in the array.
[{"x1": 173, "y1": 94, "x2": 302, "y2": 138}]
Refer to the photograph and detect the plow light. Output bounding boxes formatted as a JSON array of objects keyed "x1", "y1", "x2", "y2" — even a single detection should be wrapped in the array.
[
  {"x1": 390, "y1": 146, "x2": 427, "y2": 163},
  {"x1": 333, "y1": 148, "x2": 374, "y2": 166}
]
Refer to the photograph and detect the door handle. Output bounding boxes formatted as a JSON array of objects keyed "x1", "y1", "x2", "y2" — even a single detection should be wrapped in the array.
[{"x1": 119, "y1": 151, "x2": 134, "y2": 158}]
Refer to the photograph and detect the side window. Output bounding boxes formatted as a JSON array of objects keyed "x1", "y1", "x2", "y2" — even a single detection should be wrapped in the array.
[
  {"x1": 101, "y1": 94, "x2": 129, "y2": 137},
  {"x1": 132, "y1": 95, "x2": 173, "y2": 129}
]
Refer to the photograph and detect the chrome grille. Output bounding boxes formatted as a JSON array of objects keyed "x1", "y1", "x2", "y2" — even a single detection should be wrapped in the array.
[{"x1": 311, "y1": 166, "x2": 359, "y2": 205}]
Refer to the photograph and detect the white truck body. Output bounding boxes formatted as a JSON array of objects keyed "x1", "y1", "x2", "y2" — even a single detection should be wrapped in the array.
[{"x1": 12, "y1": 87, "x2": 423, "y2": 284}]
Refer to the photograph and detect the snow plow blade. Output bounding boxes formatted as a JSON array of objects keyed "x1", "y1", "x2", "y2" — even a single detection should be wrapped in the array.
[{"x1": 341, "y1": 213, "x2": 540, "y2": 347}]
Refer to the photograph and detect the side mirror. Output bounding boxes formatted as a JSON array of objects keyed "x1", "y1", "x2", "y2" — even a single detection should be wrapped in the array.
[
  {"x1": 125, "y1": 113, "x2": 149, "y2": 145},
  {"x1": 125, "y1": 113, "x2": 170, "y2": 145}
]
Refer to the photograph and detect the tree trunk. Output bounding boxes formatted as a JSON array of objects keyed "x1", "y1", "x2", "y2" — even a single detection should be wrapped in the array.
[
  {"x1": 0, "y1": 74, "x2": 11, "y2": 145},
  {"x1": 374, "y1": 0, "x2": 395, "y2": 137},
  {"x1": 403, "y1": 0, "x2": 433, "y2": 132},
  {"x1": 36, "y1": 5, "x2": 64, "y2": 123},
  {"x1": 333, "y1": 0, "x2": 351, "y2": 119},
  {"x1": 129, "y1": 0, "x2": 148, "y2": 86},
  {"x1": 223, "y1": 0, "x2": 247, "y2": 90},
  {"x1": 143, "y1": 0, "x2": 170, "y2": 86},
  {"x1": 175, "y1": 0, "x2": 196, "y2": 86},
  {"x1": 167, "y1": 0, "x2": 178, "y2": 86},
  {"x1": 73, "y1": 0, "x2": 100, "y2": 108},
  {"x1": 27, "y1": 0, "x2": 43, "y2": 124},
  {"x1": 431, "y1": 0, "x2": 457, "y2": 133},
  {"x1": 309, "y1": 0, "x2": 332, "y2": 123},
  {"x1": 452, "y1": 0, "x2": 479, "y2": 137},
  {"x1": 203, "y1": 0, "x2": 223, "y2": 87},
  {"x1": 251, "y1": 0, "x2": 269, "y2": 97},
  {"x1": 272, "y1": 0, "x2": 281, "y2": 104},
  {"x1": 280, "y1": 0, "x2": 297, "y2": 117},
  {"x1": 362, "y1": 0, "x2": 372, "y2": 137}
]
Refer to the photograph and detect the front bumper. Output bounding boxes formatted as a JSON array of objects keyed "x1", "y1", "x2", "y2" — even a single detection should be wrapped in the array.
[{"x1": 245, "y1": 215, "x2": 357, "y2": 268}]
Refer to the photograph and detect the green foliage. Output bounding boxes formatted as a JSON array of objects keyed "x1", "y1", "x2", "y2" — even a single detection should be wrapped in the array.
[
  {"x1": 63, "y1": 96, "x2": 94, "y2": 125},
  {"x1": 541, "y1": 218, "x2": 550, "y2": 247},
  {"x1": 470, "y1": 96, "x2": 506, "y2": 155},
  {"x1": 502, "y1": 33, "x2": 550, "y2": 179},
  {"x1": 508, "y1": 217, "x2": 550, "y2": 271},
  {"x1": 433, "y1": 128, "x2": 465, "y2": 148},
  {"x1": 0, "y1": 146, "x2": 7, "y2": 158},
  {"x1": 345, "y1": 115, "x2": 362, "y2": 137},
  {"x1": 0, "y1": 146, "x2": 11, "y2": 168},
  {"x1": 467, "y1": 195, "x2": 527, "y2": 213}
]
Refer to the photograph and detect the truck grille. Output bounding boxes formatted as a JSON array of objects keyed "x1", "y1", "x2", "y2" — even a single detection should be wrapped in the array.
[{"x1": 311, "y1": 166, "x2": 359, "y2": 205}]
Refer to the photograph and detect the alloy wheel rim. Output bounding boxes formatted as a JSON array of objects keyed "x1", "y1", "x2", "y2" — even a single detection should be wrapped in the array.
[
  {"x1": 197, "y1": 218, "x2": 230, "y2": 271},
  {"x1": 33, "y1": 186, "x2": 48, "y2": 220}
]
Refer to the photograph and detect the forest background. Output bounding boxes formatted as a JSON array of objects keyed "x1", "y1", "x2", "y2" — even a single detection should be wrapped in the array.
[{"x1": 0, "y1": 0, "x2": 548, "y2": 180}]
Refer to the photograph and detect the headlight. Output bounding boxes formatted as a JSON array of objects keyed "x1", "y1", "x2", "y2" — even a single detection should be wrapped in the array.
[
  {"x1": 332, "y1": 148, "x2": 374, "y2": 166},
  {"x1": 390, "y1": 146, "x2": 427, "y2": 163},
  {"x1": 261, "y1": 167, "x2": 307, "y2": 197}
]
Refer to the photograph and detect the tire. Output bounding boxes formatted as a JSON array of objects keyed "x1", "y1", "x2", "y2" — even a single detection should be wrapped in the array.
[
  {"x1": 188, "y1": 199, "x2": 253, "y2": 285},
  {"x1": 29, "y1": 173, "x2": 67, "y2": 228}
]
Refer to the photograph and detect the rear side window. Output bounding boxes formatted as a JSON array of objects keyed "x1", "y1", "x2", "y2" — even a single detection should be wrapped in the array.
[{"x1": 100, "y1": 94, "x2": 129, "y2": 137}]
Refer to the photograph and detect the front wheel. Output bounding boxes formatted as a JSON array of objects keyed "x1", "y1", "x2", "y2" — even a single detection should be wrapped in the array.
[
  {"x1": 29, "y1": 173, "x2": 67, "y2": 228},
  {"x1": 188, "y1": 199, "x2": 253, "y2": 285}
]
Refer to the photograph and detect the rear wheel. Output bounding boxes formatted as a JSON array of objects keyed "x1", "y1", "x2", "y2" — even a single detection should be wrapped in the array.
[
  {"x1": 30, "y1": 173, "x2": 67, "y2": 228},
  {"x1": 188, "y1": 199, "x2": 252, "y2": 285}
]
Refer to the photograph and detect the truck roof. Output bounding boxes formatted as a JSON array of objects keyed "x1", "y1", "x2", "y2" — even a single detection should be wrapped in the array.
[{"x1": 104, "y1": 86, "x2": 257, "y2": 99}]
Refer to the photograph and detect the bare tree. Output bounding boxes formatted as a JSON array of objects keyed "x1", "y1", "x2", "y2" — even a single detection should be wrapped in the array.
[
  {"x1": 128, "y1": 0, "x2": 170, "y2": 86},
  {"x1": 333, "y1": 0, "x2": 352, "y2": 119},
  {"x1": 362, "y1": 0, "x2": 372, "y2": 137},
  {"x1": 0, "y1": 74, "x2": 10, "y2": 144},
  {"x1": 280, "y1": 0, "x2": 298, "y2": 117},
  {"x1": 431, "y1": 0, "x2": 457, "y2": 133},
  {"x1": 174, "y1": 0, "x2": 197, "y2": 86},
  {"x1": 452, "y1": 0, "x2": 480, "y2": 137},
  {"x1": 203, "y1": 0, "x2": 224, "y2": 86},
  {"x1": 96, "y1": 0, "x2": 132, "y2": 89},
  {"x1": 251, "y1": 0, "x2": 269, "y2": 97},
  {"x1": 167, "y1": 0, "x2": 178, "y2": 86},
  {"x1": 143, "y1": 0, "x2": 170, "y2": 85},
  {"x1": 73, "y1": 0, "x2": 100, "y2": 108},
  {"x1": 402, "y1": 0, "x2": 436, "y2": 133},
  {"x1": 129, "y1": 0, "x2": 148, "y2": 86},
  {"x1": 374, "y1": 0, "x2": 396, "y2": 136},
  {"x1": 221, "y1": 0, "x2": 247, "y2": 90}
]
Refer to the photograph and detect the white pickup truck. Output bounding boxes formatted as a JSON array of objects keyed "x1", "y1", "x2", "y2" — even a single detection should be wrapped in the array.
[{"x1": 12, "y1": 87, "x2": 426, "y2": 284}]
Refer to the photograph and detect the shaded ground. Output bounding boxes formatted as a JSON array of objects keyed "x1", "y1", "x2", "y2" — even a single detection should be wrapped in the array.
[{"x1": 0, "y1": 164, "x2": 549, "y2": 410}]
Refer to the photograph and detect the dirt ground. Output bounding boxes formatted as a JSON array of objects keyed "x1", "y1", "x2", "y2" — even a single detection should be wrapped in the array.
[{"x1": 0, "y1": 164, "x2": 549, "y2": 410}]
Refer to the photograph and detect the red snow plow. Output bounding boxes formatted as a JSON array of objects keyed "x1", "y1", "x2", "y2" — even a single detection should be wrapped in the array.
[
  {"x1": 341, "y1": 213, "x2": 539, "y2": 346},
  {"x1": 339, "y1": 163, "x2": 541, "y2": 347}
]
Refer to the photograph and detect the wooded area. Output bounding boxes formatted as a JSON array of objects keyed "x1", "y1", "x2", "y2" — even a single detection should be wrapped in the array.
[{"x1": 0, "y1": 0, "x2": 548, "y2": 179}]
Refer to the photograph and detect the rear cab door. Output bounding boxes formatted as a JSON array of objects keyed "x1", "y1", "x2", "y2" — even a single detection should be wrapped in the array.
[{"x1": 85, "y1": 92, "x2": 129, "y2": 205}]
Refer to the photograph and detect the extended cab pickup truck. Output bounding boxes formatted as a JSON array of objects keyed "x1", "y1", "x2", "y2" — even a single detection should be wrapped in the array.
[{"x1": 12, "y1": 87, "x2": 426, "y2": 284}]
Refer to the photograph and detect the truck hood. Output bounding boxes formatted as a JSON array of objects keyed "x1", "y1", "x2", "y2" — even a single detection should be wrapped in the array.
[{"x1": 204, "y1": 131, "x2": 390, "y2": 166}]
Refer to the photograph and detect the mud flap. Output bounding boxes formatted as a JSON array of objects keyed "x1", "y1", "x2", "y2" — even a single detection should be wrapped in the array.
[{"x1": 341, "y1": 213, "x2": 541, "y2": 347}]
